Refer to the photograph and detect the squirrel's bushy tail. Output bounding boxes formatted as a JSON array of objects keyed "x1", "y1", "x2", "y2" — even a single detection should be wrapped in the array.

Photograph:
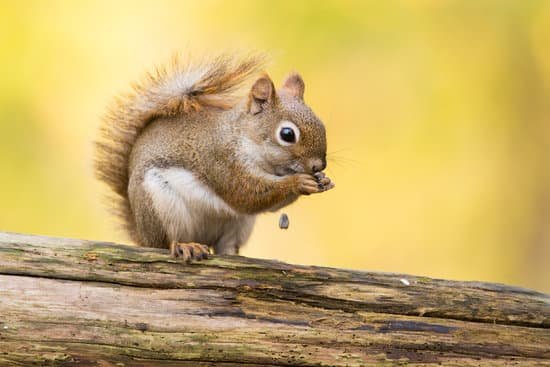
[{"x1": 94, "y1": 53, "x2": 266, "y2": 239}]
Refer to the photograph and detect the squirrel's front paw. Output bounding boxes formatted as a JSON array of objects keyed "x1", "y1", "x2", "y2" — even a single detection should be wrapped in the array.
[
  {"x1": 170, "y1": 242, "x2": 210, "y2": 263},
  {"x1": 314, "y1": 171, "x2": 335, "y2": 192},
  {"x1": 293, "y1": 174, "x2": 321, "y2": 195}
]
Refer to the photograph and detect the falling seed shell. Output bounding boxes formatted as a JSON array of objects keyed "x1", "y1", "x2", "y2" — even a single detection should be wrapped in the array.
[{"x1": 279, "y1": 213, "x2": 289, "y2": 229}]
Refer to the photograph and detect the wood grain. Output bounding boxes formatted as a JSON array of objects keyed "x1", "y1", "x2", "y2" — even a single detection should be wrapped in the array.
[{"x1": 0, "y1": 232, "x2": 548, "y2": 366}]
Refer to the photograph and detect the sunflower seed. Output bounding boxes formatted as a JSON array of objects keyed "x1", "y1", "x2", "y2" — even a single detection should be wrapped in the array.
[{"x1": 279, "y1": 213, "x2": 289, "y2": 229}]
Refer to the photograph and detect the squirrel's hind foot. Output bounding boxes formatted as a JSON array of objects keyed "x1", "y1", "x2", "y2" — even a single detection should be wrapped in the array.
[{"x1": 170, "y1": 242, "x2": 210, "y2": 263}]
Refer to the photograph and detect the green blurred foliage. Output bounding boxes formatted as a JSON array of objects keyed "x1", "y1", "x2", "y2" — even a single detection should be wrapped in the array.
[{"x1": 0, "y1": 0, "x2": 548, "y2": 291}]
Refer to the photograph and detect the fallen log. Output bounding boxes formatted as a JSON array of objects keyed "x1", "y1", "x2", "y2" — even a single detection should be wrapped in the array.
[{"x1": 0, "y1": 232, "x2": 548, "y2": 366}]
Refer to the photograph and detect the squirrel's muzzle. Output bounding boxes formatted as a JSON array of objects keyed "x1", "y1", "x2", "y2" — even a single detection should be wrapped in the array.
[{"x1": 309, "y1": 157, "x2": 327, "y2": 173}]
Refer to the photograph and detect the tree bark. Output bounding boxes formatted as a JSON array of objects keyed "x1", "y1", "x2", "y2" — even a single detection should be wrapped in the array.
[{"x1": 0, "y1": 232, "x2": 548, "y2": 366}]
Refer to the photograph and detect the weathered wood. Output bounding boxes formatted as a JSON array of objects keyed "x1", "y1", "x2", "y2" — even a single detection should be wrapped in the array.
[{"x1": 0, "y1": 232, "x2": 548, "y2": 366}]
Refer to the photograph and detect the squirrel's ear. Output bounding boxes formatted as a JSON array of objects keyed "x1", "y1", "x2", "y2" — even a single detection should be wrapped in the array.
[
  {"x1": 281, "y1": 72, "x2": 305, "y2": 100},
  {"x1": 249, "y1": 75, "x2": 276, "y2": 114}
]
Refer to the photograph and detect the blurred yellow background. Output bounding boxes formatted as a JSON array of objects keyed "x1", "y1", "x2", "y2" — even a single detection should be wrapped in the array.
[{"x1": 1, "y1": 0, "x2": 549, "y2": 292}]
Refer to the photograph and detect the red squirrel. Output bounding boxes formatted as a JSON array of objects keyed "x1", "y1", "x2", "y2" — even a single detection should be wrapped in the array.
[{"x1": 95, "y1": 54, "x2": 334, "y2": 261}]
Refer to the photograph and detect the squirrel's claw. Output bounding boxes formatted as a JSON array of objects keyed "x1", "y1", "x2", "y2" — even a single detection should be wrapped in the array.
[{"x1": 170, "y1": 242, "x2": 210, "y2": 262}]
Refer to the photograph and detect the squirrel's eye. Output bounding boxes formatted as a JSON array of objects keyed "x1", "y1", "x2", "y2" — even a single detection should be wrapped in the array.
[
  {"x1": 276, "y1": 120, "x2": 300, "y2": 146},
  {"x1": 280, "y1": 127, "x2": 296, "y2": 143}
]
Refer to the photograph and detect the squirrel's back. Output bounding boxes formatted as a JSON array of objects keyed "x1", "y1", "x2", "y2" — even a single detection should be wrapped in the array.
[{"x1": 94, "y1": 53, "x2": 266, "y2": 238}]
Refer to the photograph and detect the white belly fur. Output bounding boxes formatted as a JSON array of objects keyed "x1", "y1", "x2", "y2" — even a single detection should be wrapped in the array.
[{"x1": 143, "y1": 167, "x2": 255, "y2": 249}]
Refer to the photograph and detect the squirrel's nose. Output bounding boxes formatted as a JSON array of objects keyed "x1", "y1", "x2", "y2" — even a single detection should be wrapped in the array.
[{"x1": 310, "y1": 158, "x2": 327, "y2": 173}]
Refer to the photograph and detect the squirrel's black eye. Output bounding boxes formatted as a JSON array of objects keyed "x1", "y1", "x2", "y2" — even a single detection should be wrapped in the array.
[
  {"x1": 276, "y1": 121, "x2": 300, "y2": 146},
  {"x1": 280, "y1": 127, "x2": 296, "y2": 143}
]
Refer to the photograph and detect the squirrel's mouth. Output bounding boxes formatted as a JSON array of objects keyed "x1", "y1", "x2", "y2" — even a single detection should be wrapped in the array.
[
  {"x1": 274, "y1": 162, "x2": 305, "y2": 176},
  {"x1": 275, "y1": 167, "x2": 296, "y2": 176}
]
